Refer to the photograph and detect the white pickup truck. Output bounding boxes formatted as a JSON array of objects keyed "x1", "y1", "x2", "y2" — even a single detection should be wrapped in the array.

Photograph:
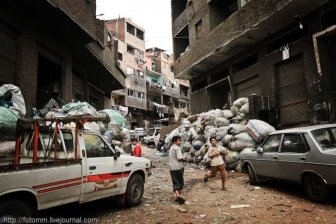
[{"x1": 0, "y1": 116, "x2": 151, "y2": 219}]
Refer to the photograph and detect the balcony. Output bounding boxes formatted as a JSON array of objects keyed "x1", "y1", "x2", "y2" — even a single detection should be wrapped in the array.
[{"x1": 146, "y1": 81, "x2": 162, "y2": 95}]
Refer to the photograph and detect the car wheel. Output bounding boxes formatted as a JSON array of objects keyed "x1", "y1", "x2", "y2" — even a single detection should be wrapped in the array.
[
  {"x1": 247, "y1": 164, "x2": 258, "y2": 185},
  {"x1": 304, "y1": 174, "x2": 329, "y2": 203},
  {"x1": 125, "y1": 173, "x2": 144, "y2": 207},
  {"x1": 0, "y1": 199, "x2": 32, "y2": 222}
]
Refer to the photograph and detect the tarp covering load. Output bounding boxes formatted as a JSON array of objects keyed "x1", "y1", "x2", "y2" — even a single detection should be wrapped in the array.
[
  {"x1": 62, "y1": 102, "x2": 98, "y2": 117},
  {"x1": 162, "y1": 97, "x2": 276, "y2": 171},
  {"x1": 0, "y1": 84, "x2": 26, "y2": 140}
]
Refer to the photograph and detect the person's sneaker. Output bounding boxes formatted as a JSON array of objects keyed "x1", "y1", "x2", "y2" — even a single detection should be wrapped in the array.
[
  {"x1": 175, "y1": 197, "x2": 185, "y2": 204},
  {"x1": 222, "y1": 186, "x2": 228, "y2": 191},
  {"x1": 203, "y1": 175, "x2": 208, "y2": 183}
]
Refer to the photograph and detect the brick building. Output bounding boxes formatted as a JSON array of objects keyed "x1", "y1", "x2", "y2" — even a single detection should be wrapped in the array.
[
  {"x1": 171, "y1": 0, "x2": 336, "y2": 128},
  {"x1": 106, "y1": 19, "x2": 190, "y2": 129},
  {"x1": 0, "y1": 0, "x2": 125, "y2": 115}
]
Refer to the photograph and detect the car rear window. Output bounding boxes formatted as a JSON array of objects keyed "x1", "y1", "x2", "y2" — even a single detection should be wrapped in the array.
[{"x1": 311, "y1": 127, "x2": 336, "y2": 150}]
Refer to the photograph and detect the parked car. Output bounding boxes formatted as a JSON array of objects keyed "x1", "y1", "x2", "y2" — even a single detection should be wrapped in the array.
[
  {"x1": 240, "y1": 124, "x2": 336, "y2": 203},
  {"x1": 135, "y1": 128, "x2": 145, "y2": 141},
  {"x1": 143, "y1": 127, "x2": 161, "y2": 146}
]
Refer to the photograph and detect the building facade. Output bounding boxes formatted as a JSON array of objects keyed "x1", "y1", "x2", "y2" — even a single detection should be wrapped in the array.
[
  {"x1": 0, "y1": 0, "x2": 125, "y2": 115},
  {"x1": 172, "y1": 0, "x2": 336, "y2": 129},
  {"x1": 106, "y1": 18, "x2": 190, "y2": 129}
]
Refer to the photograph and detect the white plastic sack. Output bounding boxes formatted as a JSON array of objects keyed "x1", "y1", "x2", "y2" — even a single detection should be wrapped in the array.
[
  {"x1": 214, "y1": 117, "x2": 230, "y2": 127},
  {"x1": 233, "y1": 97, "x2": 248, "y2": 108},
  {"x1": 0, "y1": 141, "x2": 16, "y2": 156},
  {"x1": 222, "y1": 134, "x2": 235, "y2": 145},
  {"x1": 240, "y1": 103, "x2": 249, "y2": 114},
  {"x1": 222, "y1": 110, "x2": 234, "y2": 119},
  {"x1": 229, "y1": 140, "x2": 255, "y2": 152},
  {"x1": 235, "y1": 132, "x2": 255, "y2": 143},
  {"x1": 246, "y1": 119, "x2": 276, "y2": 142},
  {"x1": 228, "y1": 124, "x2": 247, "y2": 135},
  {"x1": 0, "y1": 84, "x2": 26, "y2": 118},
  {"x1": 224, "y1": 151, "x2": 240, "y2": 165}
]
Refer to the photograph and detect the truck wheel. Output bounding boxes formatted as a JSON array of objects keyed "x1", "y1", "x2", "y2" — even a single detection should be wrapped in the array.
[
  {"x1": 304, "y1": 174, "x2": 329, "y2": 203},
  {"x1": 125, "y1": 173, "x2": 144, "y2": 207},
  {"x1": 247, "y1": 164, "x2": 258, "y2": 185},
  {"x1": 0, "y1": 199, "x2": 32, "y2": 221}
]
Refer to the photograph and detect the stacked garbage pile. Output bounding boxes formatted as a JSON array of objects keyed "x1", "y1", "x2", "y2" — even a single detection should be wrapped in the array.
[
  {"x1": 163, "y1": 97, "x2": 276, "y2": 172},
  {"x1": 39, "y1": 101, "x2": 129, "y2": 150},
  {"x1": 0, "y1": 84, "x2": 26, "y2": 158}
]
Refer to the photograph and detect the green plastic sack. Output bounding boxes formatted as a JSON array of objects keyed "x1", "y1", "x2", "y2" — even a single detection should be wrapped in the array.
[
  {"x1": 99, "y1": 109, "x2": 126, "y2": 129},
  {"x1": 0, "y1": 107, "x2": 18, "y2": 140}
]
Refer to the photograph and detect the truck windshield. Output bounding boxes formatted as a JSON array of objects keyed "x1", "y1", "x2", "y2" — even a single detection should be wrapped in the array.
[{"x1": 311, "y1": 127, "x2": 336, "y2": 150}]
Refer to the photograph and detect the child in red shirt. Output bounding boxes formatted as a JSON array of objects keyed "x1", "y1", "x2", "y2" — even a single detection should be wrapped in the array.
[{"x1": 130, "y1": 137, "x2": 142, "y2": 157}]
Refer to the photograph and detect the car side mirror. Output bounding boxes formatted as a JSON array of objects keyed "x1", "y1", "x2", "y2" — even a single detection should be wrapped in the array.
[
  {"x1": 256, "y1": 147, "x2": 264, "y2": 154},
  {"x1": 114, "y1": 151, "x2": 121, "y2": 160}
]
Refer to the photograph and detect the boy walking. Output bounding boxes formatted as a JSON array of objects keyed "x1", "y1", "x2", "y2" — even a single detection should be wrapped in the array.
[
  {"x1": 169, "y1": 136, "x2": 186, "y2": 204},
  {"x1": 204, "y1": 137, "x2": 230, "y2": 191}
]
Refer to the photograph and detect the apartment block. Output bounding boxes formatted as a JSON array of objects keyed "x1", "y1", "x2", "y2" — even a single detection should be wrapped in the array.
[
  {"x1": 172, "y1": 0, "x2": 336, "y2": 128},
  {"x1": 106, "y1": 18, "x2": 190, "y2": 129}
]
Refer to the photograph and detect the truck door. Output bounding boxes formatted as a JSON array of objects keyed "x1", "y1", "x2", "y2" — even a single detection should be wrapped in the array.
[{"x1": 82, "y1": 133, "x2": 124, "y2": 202}]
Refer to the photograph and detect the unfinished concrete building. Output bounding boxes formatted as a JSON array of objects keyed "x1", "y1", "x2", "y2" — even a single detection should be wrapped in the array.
[
  {"x1": 106, "y1": 19, "x2": 190, "y2": 128},
  {"x1": 172, "y1": 0, "x2": 336, "y2": 128},
  {"x1": 0, "y1": 0, "x2": 125, "y2": 115}
]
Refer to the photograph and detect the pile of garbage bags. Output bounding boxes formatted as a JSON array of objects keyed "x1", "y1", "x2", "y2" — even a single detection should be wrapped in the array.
[
  {"x1": 0, "y1": 83, "x2": 130, "y2": 157},
  {"x1": 162, "y1": 97, "x2": 276, "y2": 172}
]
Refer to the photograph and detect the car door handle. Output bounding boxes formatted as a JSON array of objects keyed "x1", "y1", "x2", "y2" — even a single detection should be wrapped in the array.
[
  {"x1": 300, "y1": 157, "x2": 306, "y2": 161},
  {"x1": 273, "y1": 156, "x2": 278, "y2": 160},
  {"x1": 125, "y1": 162, "x2": 132, "y2": 167},
  {"x1": 89, "y1": 166, "x2": 96, "y2": 170}
]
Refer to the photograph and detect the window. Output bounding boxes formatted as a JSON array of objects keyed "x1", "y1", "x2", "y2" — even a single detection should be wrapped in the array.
[
  {"x1": 127, "y1": 45, "x2": 135, "y2": 55},
  {"x1": 281, "y1": 134, "x2": 309, "y2": 153},
  {"x1": 126, "y1": 67, "x2": 134, "y2": 75},
  {"x1": 118, "y1": 52, "x2": 123, "y2": 61},
  {"x1": 312, "y1": 127, "x2": 336, "y2": 150},
  {"x1": 84, "y1": 134, "x2": 113, "y2": 158},
  {"x1": 136, "y1": 29, "x2": 144, "y2": 40},
  {"x1": 126, "y1": 22, "x2": 135, "y2": 35},
  {"x1": 263, "y1": 134, "x2": 282, "y2": 152},
  {"x1": 128, "y1": 89, "x2": 134, "y2": 96}
]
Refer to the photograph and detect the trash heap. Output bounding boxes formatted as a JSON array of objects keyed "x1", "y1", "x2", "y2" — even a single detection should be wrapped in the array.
[{"x1": 163, "y1": 97, "x2": 276, "y2": 172}]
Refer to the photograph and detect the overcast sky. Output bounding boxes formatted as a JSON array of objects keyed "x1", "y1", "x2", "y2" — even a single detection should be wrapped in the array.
[{"x1": 96, "y1": 0, "x2": 173, "y2": 54}]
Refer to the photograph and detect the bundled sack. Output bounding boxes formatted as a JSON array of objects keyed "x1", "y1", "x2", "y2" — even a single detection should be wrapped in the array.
[
  {"x1": 63, "y1": 102, "x2": 98, "y2": 117},
  {"x1": 0, "y1": 141, "x2": 16, "y2": 156},
  {"x1": 0, "y1": 107, "x2": 18, "y2": 141},
  {"x1": 214, "y1": 117, "x2": 230, "y2": 127},
  {"x1": 239, "y1": 103, "x2": 249, "y2": 114},
  {"x1": 246, "y1": 119, "x2": 276, "y2": 142},
  {"x1": 233, "y1": 97, "x2": 248, "y2": 108},
  {"x1": 228, "y1": 124, "x2": 247, "y2": 135},
  {"x1": 0, "y1": 84, "x2": 26, "y2": 118},
  {"x1": 224, "y1": 151, "x2": 240, "y2": 165},
  {"x1": 222, "y1": 110, "x2": 234, "y2": 119},
  {"x1": 193, "y1": 140, "x2": 205, "y2": 151},
  {"x1": 229, "y1": 140, "x2": 255, "y2": 152},
  {"x1": 99, "y1": 109, "x2": 126, "y2": 129}
]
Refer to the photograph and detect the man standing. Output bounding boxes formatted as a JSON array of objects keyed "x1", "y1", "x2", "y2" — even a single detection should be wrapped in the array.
[
  {"x1": 169, "y1": 136, "x2": 186, "y2": 204},
  {"x1": 204, "y1": 136, "x2": 230, "y2": 191}
]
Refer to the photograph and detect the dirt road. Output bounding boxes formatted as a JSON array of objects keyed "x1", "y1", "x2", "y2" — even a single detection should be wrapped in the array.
[
  {"x1": 38, "y1": 145, "x2": 336, "y2": 223},
  {"x1": 97, "y1": 146, "x2": 336, "y2": 224}
]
